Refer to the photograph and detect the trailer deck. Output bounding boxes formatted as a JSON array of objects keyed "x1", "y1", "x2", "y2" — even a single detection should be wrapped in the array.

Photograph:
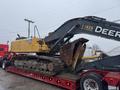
[{"x1": 6, "y1": 66, "x2": 80, "y2": 90}]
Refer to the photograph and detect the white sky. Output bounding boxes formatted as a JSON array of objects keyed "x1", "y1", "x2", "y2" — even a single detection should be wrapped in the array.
[{"x1": 0, "y1": 0, "x2": 120, "y2": 52}]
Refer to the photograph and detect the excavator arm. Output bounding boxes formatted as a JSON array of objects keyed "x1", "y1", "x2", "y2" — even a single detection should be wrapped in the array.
[
  {"x1": 45, "y1": 16, "x2": 120, "y2": 42},
  {"x1": 45, "y1": 16, "x2": 120, "y2": 54}
]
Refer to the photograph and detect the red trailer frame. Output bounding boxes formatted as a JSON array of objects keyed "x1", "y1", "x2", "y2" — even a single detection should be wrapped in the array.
[
  {"x1": 79, "y1": 69, "x2": 120, "y2": 88},
  {"x1": 103, "y1": 72, "x2": 120, "y2": 87},
  {"x1": 6, "y1": 66, "x2": 120, "y2": 90},
  {"x1": 6, "y1": 66, "x2": 80, "y2": 90},
  {"x1": 3, "y1": 47, "x2": 120, "y2": 90}
]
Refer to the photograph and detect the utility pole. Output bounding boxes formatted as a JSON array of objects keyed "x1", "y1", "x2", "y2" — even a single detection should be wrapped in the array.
[{"x1": 24, "y1": 19, "x2": 34, "y2": 38}]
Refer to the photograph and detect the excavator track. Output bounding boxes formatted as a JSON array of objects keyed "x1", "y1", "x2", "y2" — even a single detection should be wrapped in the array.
[{"x1": 13, "y1": 55, "x2": 64, "y2": 76}]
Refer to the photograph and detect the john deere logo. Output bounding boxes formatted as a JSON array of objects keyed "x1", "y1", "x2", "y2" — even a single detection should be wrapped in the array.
[{"x1": 95, "y1": 26, "x2": 120, "y2": 38}]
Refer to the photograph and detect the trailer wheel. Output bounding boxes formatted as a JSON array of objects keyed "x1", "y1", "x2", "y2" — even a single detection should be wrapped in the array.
[
  {"x1": 2, "y1": 61, "x2": 6, "y2": 70},
  {"x1": 80, "y1": 73, "x2": 108, "y2": 90}
]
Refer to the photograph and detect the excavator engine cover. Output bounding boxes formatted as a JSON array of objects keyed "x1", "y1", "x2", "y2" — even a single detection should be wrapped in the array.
[{"x1": 11, "y1": 37, "x2": 49, "y2": 53}]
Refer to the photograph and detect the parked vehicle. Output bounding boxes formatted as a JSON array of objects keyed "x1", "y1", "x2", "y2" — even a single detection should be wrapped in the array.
[{"x1": 0, "y1": 44, "x2": 8, "y2": 67}]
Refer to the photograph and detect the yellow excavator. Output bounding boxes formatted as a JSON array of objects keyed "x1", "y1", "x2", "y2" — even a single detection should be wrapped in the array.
[{"x1": 9, "y1": 16, "x2": 120, "y2": 75}]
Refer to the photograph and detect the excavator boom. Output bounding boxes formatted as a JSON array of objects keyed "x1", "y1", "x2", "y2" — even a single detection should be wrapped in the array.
[{"x1": 45, "y1": 16, "x2": 120, "y2": 48}]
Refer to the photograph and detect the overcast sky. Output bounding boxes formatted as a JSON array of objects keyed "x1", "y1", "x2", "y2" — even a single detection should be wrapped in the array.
[{"x1": 0, "y1": 0, "x2": 120, "y2": 52}]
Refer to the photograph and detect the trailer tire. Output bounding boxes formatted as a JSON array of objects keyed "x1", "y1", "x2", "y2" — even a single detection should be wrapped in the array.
[
  {"x1": 2, "y1": 61, "x2": 7, "y2": 70},
  {"x1": 80, "y1": 73, "x2": 108, "y2": 90}
]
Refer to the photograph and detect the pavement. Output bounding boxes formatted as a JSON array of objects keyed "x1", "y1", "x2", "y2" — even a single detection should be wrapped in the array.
[{"x1": 0, "y1": 68, "x2": 64, "y2": 90}]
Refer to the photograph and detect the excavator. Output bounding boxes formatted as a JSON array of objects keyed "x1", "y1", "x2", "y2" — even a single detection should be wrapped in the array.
[{"x1": 4, "y1": 16, "x2": 120, "y2": 77}]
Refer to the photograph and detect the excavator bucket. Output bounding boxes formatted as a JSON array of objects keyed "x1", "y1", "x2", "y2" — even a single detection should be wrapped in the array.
[{"x1": 60, "y1": 38, "x2": 88, "y2": 70}]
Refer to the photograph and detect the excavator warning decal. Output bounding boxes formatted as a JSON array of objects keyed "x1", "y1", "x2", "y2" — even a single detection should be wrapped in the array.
[{"x1": 81, "y1": 24, "x2": 94, "y2": 31}]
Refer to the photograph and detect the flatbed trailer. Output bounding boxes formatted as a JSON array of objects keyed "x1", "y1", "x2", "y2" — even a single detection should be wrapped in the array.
[{"x1": 6, "y1": 66, "x2": 120, "y2": 90}]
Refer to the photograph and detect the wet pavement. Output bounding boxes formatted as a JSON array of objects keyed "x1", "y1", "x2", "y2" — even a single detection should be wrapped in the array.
[{"x1": 0, "y1": 68, "x2": 63, "y2": 90}]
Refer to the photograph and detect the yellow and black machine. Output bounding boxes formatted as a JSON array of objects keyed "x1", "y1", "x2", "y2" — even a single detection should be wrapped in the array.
[{"x1": 8, "y1": 16, "x2": 120, "y2": 75}]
